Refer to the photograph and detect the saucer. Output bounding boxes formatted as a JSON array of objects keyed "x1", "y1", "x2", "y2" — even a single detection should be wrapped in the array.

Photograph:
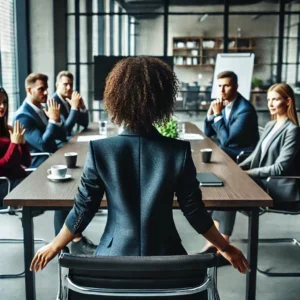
[{"x1": 47, "y1": 174, "x2": 72, "y2": 182}]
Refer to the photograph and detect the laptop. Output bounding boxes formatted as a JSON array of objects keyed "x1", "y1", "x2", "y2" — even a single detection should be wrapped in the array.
[{"x1": 196, "y1": 173, "x2": 224, "y2": 187}]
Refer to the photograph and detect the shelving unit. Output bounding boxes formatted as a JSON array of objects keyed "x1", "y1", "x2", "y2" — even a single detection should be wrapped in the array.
[{"x1": 173, "y1": 36, "x2": 256, "y2": 67}]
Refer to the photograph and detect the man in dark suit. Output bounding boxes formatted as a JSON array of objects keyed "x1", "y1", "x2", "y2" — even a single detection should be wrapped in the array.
[
  {"x1": 52, "y1": 71, "x2": 89, "y2": 136},
  {"x1": 204, "y1": 71, "x2": 259, "y2": 160},
  {"x1": 14, "y1": 73, "x2": 67, "y2": 168}
]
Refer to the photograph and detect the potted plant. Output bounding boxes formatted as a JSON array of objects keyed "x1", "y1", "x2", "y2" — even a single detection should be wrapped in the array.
[
  {"x1": 156, "y1": 119, "x2": 178, "y2": 139},
  {"x1": 252, "y1": 77, "x2": 263, "y2": 90}
]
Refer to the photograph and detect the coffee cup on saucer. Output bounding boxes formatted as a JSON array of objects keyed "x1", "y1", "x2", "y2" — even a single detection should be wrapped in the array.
[{"x1": 47, "y1": 165, "x2": 67, "y2": 178}]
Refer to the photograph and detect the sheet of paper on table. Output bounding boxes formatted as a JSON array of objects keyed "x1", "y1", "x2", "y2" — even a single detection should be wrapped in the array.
[
  {"x1": 77, "y1": 135, "x2": 107, "y2": 142},
  {"x1": 183, "y1": 133, "x2": 204, "y2": 140}
]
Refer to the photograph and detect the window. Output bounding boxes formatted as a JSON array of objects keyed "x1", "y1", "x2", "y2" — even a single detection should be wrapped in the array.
[{"x1": 0, "y1": 0, "x2": 18, "y2": 122}]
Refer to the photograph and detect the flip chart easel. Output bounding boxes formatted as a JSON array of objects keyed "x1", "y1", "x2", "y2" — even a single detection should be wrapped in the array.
[{"x1": 211, "y1": 53, "x2": 255, "y2": 100}]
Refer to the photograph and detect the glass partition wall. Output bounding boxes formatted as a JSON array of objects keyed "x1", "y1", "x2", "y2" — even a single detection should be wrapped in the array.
[{"x1": 67, "y1": 0, "x2": 300, "y2": 125}]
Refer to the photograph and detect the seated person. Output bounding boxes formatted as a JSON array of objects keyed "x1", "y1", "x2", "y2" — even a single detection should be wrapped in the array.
[
  {"x1": 31, "y1": 57, "x2": 250, "y2": 276},
  {"x1": 0, "y1": 87, "x2": 31, "y2": 205},
  {"x1": 204, "y1": 71, "x2": 259, "y2": 160},
  {"x1": 202, "y1": 83, "x2": 300, "y2": 252},
  {"x1": 53, "y1": 71, "x2": 94, "y2": 255},
  {"x1": 14, "y1": 73, "x2": 67, "y2": 168},
  {"x1": 52, "y1": 70, "x2": 89, "y2": 136}
]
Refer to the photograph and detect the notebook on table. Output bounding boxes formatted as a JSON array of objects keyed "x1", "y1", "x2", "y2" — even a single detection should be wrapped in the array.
[{"x1": 196, "y1": 173, "x2": 224, "y2": 187}]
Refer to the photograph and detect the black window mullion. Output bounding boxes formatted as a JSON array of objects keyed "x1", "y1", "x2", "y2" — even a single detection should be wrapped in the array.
[
  {"x1": 223, "y1": 0, "x2": 229, "y2": 53},
  {"x1": 98, "y1": 0, "x2": 105, "y2": 55},
  {"x1": 118, "y1": 6, "x2": 122, "y2": 56},
  {"x1": 109, "y1": 0, "x2": 114, "y2": 56},
  {"x1": 277, "y1": 0, "x2": 285, "y2": 83},
  {"x1": 75, "y1": 0, "x2": 80, "y2": 91}
]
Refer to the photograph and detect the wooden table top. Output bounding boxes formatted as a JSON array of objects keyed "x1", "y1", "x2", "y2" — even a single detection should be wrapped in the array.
[{"x1": 4, "y1": 122, "x2": 272, "y2": 208}]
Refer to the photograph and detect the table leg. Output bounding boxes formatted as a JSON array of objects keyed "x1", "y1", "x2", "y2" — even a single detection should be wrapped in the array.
[
  {"x1": 246, "y1": 207, "x2": 259, "y2": 300},
  {"x1": 22, "y1": 207, "x2": 36, "y2": 300}
]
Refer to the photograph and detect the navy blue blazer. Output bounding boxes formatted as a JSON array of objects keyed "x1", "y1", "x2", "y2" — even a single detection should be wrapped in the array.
[
  {"x1": 14, "y1": 101, "x2": 67, "y2": 167},
  {"x1": 52, "y1": 92, "x2": 89, "y2": 136},
  {"x1": 204, "y1": 94, "x2": 259, "y2": 159},
  {"x1": 65, "y1": 127, "x2": 213, "y2": 256}
]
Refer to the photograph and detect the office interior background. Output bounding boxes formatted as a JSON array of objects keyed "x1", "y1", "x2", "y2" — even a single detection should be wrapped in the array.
[{"x1": 1, "y1": 0, "x2": 300, "y2": 124}]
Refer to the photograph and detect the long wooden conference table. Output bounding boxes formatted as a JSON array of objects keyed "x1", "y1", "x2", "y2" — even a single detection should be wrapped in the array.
[{"x1": 4, "y1": 122, "x2": 272, "y2": 300}]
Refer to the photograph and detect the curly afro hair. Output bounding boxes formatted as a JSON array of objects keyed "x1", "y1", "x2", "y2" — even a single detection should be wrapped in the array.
[{"x1": 104, "y1": 56, "x2": 178, "y2": 131}]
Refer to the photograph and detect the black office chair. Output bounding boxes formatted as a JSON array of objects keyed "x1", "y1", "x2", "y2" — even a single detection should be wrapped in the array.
[
  {"x1": 236, "y1": 126, "x2": 264, "y2": 164},
  {"x1": 185, "y1": 85, "x2": 200, "y2": 117},
  {"x1": 235, "y1": 175, "x2": 300, "y2": 277},
  {"x1": 255, "y1": 175, "x2": 300, "y2": 277},
  {"x1": 57, "y1": 252, "x2": 220, "y2": 300},
  {"x1": 0, "y1": 152, "x2": 51, "y2": 279}
]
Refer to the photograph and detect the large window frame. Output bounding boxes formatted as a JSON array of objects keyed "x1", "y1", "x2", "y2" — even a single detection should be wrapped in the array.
[{"x1": 67, "y1": 0, "x2": 300, "y2": 118}]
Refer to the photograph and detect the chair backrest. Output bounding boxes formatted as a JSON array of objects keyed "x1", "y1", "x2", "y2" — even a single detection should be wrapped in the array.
[
  {"x1": 0, "y1": 177, "x2": 11, "y2": 209},
  {"x1": 58, "y1": 253, "x2": 219, "y2": 300}
]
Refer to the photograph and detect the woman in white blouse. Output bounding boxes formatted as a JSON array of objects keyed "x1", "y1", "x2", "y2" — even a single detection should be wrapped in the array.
[{"x1": 201, "y1": 83, "x2": 300, "y2": 255}]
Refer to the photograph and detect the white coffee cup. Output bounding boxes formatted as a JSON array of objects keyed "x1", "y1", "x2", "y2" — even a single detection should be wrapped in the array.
[{"x1": 47, "y1": 165, "x2": 67, "y2": 178}]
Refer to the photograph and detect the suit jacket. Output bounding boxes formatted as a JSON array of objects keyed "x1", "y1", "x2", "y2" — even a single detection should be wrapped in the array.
[
  {"x1": 65, "y1": 127, "x2": 213, "y2": 256},
  {"x1": 52, "y1": 92, "x2": 89, "y2": 136},
  {"x1": 239, "y1": 119, "x2": 300, "y2": 202},
  {"x1": 204, "y1": 94, "x2": 259, "y2": 159},
  {"x1": 14, "y1": 101, "x2": 67, "y2": 168}
]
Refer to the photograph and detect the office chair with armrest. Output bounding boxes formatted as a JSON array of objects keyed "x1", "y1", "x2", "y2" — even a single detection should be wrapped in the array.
[
  {"x1": 25, "y1": 152, "x2": 52, "y2": 172},
  {"x1": 234, "y1": 175, "x2": 300, "y2": 277},
  {"x1": 0, "y1": 154, "x2": 51, "y2": 279},
  {"x1": 255, "y1": 175, "x2": 300, "y2": 277},
  {"x1": 57, "y1": 252, "x2": 219, "y2": 300},
  {"x1": 236, "y1": 126, "x2": 264, "y2": 164}
]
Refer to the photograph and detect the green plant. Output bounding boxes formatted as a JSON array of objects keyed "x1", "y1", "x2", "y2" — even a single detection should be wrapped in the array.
[
  {"x1": 156, "y1": 119, "x2": 178, "y2": 138},
  {"x1": 252, "y1": 77, "x2": 263, "y2": 88}
]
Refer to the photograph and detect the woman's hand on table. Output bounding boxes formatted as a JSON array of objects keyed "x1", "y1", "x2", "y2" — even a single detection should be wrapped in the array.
[{"x1": 30, "y1": 242, "x2": 60, "y2": 272}]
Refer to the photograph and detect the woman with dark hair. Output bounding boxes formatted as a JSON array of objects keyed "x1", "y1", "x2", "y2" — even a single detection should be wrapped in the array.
[
  {"x1": 202, "y1": 83, "x2": 300, "y2": 252},
  {"x1": 0, "y1": 87, "x2": 31, "y2": 204},
  {"x1": 30, "y1": 57, "x2": 250, "y2": 274}
]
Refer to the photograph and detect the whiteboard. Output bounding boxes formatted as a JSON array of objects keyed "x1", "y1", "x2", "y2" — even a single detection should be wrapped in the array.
[{"x1": 211, "y1": 53, "x2": 255, "y2": 101}]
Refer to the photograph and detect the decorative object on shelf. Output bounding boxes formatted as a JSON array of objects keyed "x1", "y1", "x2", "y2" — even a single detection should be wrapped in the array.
[
  {"x1": 175, "y1": 42, "x2": 185, "y2": 48},
  {"x1": 156, "y1": 119, "x2": 178, "y2": 139},
  {"x1": 203, "y1": 40, "x2": 215, "y2": 48},
  {"x1": 186, "y1": 41, "x2": 197, "y2": 48}
]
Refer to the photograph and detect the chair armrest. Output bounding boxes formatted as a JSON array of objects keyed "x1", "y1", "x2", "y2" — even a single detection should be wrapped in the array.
[
  {"x1": 0, "y1": 176, "x2": 11, "y2": 194},
  {"x1": 236, "y1": 150, "x2": 252, "y2": 164},
  {"x1": 30, "y1": 152, "x2": 52, "y2": 158},
  {"x1": 266, "y1": 176, "x2": 300, "y2": 194},
  {"x1": 25, "y1": 168, "x2": 37, "y2": 173}
]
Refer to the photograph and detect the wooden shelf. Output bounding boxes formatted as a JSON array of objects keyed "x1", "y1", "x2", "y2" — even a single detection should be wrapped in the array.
[{"x1": 173, "y1": 36, "x2": 256, "y2": 66}]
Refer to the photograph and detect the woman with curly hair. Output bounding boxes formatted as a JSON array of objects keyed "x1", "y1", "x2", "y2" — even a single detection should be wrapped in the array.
[
  {"x1": 31, "y1": 57, "x2": 249, "y2": 275},
  {"x1": 0, "y1": 87, "x2": 31, "y2": 206}
]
